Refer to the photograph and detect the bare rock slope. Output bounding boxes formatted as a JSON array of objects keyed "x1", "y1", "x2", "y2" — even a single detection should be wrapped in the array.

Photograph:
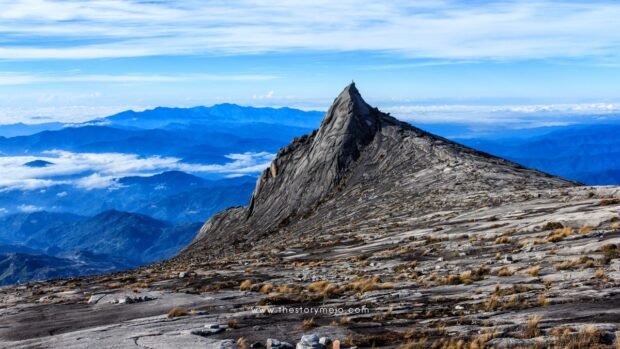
[
  {"x1": 184, "y1": 83, "x2": 572, "y2": 259},
  {"x1": 2, "y1": 84, "x2": 620, "y2": 349}
]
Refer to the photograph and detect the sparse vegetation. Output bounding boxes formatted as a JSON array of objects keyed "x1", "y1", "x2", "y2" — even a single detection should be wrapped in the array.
[
  {"x1": 496, "y1": 267, "x2": 514, "y2": 277},
  {"x1": 260, "y1": 283, "x2": 273, "y2": 293},
  {"x1": 600, "y1": 198, "x2": 620, "y2": 206},
  {"x1": 595, "y1": 268, "x2": 606, "y2": 279},
  {"x1": 525, "y1": 315, "x2": 542, "y2": 338},
  {"x1": 236, "y1": 337, "x2": 249, "y2": 349},
  {"x1": 546, "y1": 227, "x2": 575, "y2": 243},
  {"x1": 167, "y1": 307, "x2": 190, "y2": 318},
  {"x1": 555, "y1": 256, "x2": 595, "y2": 270},
  {"x1": 239, "y1": 279, "x2": 253, "y2": 291},
  {"x1": 495, "y1": 236, "x2": 512, "y2": 244},
  {"x1": 526, "y1": 265, "x2": 541, "y2": 277},
  {"x1": 349, "y1": 276, "x2": 394, "y2": 293},
  {"x1": 301, "y1": 318, "x2": 318, "y2": 330}
]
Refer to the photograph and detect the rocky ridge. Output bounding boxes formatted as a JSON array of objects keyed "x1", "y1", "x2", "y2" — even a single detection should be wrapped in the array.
[
  {"x1": 1, "y1": 84, "x2": 620, "y2": 348},
  {"x1": 184, "y1": 83, "x2": 572, "y2": 259}
]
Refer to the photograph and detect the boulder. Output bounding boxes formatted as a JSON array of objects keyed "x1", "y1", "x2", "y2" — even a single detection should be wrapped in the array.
[{"x1": 296, "y1": 334, "x2": 322, "y2": 349}]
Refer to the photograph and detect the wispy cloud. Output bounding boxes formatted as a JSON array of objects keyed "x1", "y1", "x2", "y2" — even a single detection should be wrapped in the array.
[
  {"x1": 0, "y1": 72, "x2": 277, "y2": 85},
  {"x1": 0, "y1": 150, "x2": 272, "y2": 191},
  {"x1": 16, "y1": 204, "x2": 44, "y2": 213},
  {"x1": 1, "y1": 1, "x2": 619, "y2": 60},
  {"x1": 382, "y1": 103, "x2": 620, "y2": 127}
]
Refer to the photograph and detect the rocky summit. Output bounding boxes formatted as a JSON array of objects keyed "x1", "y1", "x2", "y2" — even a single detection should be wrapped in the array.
[
  {"x1": 2, "y1": 84, "x2": 620, "y2": 348},
  {"x1": 183, "y1": 83, "x2": 572, "y2": 259}
]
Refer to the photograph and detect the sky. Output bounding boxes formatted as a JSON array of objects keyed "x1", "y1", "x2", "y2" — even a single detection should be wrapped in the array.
[{"x1": 1, "y1": 0, "x2": 620, "y2": 124}]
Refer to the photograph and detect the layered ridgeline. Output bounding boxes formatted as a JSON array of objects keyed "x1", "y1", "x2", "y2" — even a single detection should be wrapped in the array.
[{"x1": 182, "y1": 83, "x2": 574, "y2": 259}]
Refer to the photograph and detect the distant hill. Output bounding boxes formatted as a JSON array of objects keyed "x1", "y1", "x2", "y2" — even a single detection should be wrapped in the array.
[
  {"x1": 0, "y1": 172, "x2": 255, "y2": 223},
  {"x1": 136, "y1": 184, "x2": 254, "y2": 222},
  {"x1": 23, "y1": 160, "x2": 54, "y2": 168},
  {"x1": 0, "y1": 251, "x2": 130, "y2": 286},
  {"x1": 0, "y1": 211, "x2": 86, "y2": 245},
  {"x1": 0, "y1": 122, "x2": 64, "y2": 137},
  {"x1": 458, "y1": 124, "x2": 620, "y2": 185},
  {"x1": 27, "y1": 210, "x2": 202, "y2": 265},
  {"x1": 104, "y1": 104, "x2": 323, "y2": 129}
]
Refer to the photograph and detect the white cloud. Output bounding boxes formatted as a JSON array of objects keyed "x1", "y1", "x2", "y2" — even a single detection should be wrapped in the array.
[
  {"x1": 0, "y1": 72, "x2": 278, "y2": 86},
  {"x1": 0, "y1": 105, "x2": 149, "y2": 124},
  {"x1": 0, "y1": 1, "x2": 619, "y2": 60},
  {"x1": 381, "y1": 103, "x2": 620, "y2": 125},
  {"x1": 17, "y1": 204, "x2": 43, "y2": 213},
  {"x1": 0, "y1": 150, "x2": 273, "y2": 191}
]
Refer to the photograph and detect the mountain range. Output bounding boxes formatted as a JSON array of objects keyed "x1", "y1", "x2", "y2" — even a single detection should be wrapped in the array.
[
  {"x1": 2, "y1": 92, "x2": 620, "y2": 287},
  {"x1": 3, "y1": 84, "x2": 620, "y2": 348}
]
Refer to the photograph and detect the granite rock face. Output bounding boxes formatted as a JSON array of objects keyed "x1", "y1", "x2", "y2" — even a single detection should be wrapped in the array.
[
  {"x1": 184, "y1": 83, "x2": 573, "y2": 259},
  {"x1": 4, "y1": 84, "x2": 620, "y2": 348}
]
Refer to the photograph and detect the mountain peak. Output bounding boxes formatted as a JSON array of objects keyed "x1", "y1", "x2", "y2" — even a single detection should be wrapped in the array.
[
  {"x1": 183, "y1": 84, "x2": 574, "y2": 259},
  {"x1": 319, "y1": 82, "x2": 373, "y2": 132}
]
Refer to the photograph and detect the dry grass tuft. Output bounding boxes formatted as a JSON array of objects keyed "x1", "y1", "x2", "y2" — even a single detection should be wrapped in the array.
[
  {"x1": 276, "y1": 284, "x2": 301, "y2": 294},
  {"x1": 301, "y1": 318, "x2": 318, "y2": 330},
  {"x1": 239, "y1": 279, "x2": 253, "y2": 291},
  {"x1": 236, "y1": 337, "x2": 249, "y2": 349},
  {"x1": 259, "y1": 283, "x2": 273, "y2": 293},
  {"x1": 546, "y1": 227, "x2": 575, "y2": 243},
  {"x1": 495, "y1": 236, "x2": 512, "y2": 244},
  {"x1": 167, "y1": 307, "x2": 190, "y2": 318},
  {"x1": 307, "y1": 280, "x2": 344, "y2": 297},
  {"x1": 600, "y1": 198, "x2": 620, "y2": 206},
  {"x1": 496, "y1": 267, "x2": 514, "y2": 277},
  {"x1": 595, "y1": 268, "x2": 607, "y2": 279},
  {"x1": 348, "y1": 276, "x2": 394, "y2": 293},
  {"x1": 525, "y1": 315, "x2": 542, "y2": 338},
  {"x1": 538, "y1": 293, "x2": 550, "y2": 306},
  {"x1": 555, "y1": 256, "x2": 595, "y2": 270},
  {"x1": 601, "y1": 244, "x2": 618, "y2": 264},
  {"x1": 553, "y1": 326, "x2": 602, "y2": 349},
  {"x1": 526, "y1": 265, "x2": 541, "y2": 277}
]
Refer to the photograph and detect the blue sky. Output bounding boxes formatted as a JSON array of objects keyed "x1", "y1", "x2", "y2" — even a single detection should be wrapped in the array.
[{"x1": 1, "y1": 0, "x2": 620, "y2": 124}]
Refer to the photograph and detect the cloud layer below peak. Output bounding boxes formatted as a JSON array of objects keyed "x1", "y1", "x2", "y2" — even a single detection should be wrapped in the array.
[{"x1": 0, "y1": 150, "x2": 273, "y2": 191}]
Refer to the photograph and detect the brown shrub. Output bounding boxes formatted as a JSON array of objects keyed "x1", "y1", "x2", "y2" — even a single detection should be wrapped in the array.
[
  {"x1": 301, "y1": 318, "x2": 318, "y2": 330},
  {"x1": 526, "y1": 265, "x2": 541, "y2": 277},
  {"x1": 259, "y1": 283, "x2": 273, "y2": 293},
  {"x1": 348, "y1": 277, "x2": 394, "y2": 293},
  {"x1": 546, "y1": 227, "x2": 575, "y2": 243},
  {"x1": 525, "y1": 315, "x2": 542, "y2": 338},
  {"x1": 600, "y1": 198, "x2": 620, "y2": 206},
  {"x1": 555, "y1": 256, "x2": 595, "y2": 270},
  {"x1": 496, "y1": 267, "x2": 514, "y2": 277},
  {"x1": 495, "y1": 236, "x2": 512, "y2": 244},
  {"x1": 167, "y1": 307, "x2": 190, "y2": 318},
  {"x1": 239, "y1": 279, "x2": 253, "y2": 291}
]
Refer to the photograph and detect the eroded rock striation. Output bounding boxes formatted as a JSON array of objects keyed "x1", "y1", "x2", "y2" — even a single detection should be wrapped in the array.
[
  {"x1": 184, "y1": 83, "x2": 573, "y2": 259},
  {"x1": 4, "y1": 84, "x2": 620, "y2": 348}
]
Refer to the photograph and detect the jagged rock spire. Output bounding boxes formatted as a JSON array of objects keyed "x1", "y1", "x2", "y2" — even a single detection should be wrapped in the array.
[
  {"x1": 245, "y1": 83, "x2": 383, "y2": 222},
  {"x1": 185, "y1": 83, "x2": 574, "y2": 258}
]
